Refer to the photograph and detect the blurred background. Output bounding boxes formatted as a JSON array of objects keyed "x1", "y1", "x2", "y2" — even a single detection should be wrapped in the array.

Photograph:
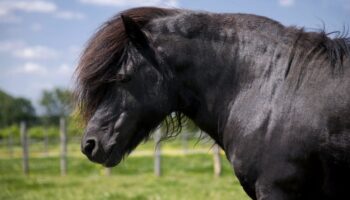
[{"x1": 0, "y1": 0, "x2": 349, "y2": 200}]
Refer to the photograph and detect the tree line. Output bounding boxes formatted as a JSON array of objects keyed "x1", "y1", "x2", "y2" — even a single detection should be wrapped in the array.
[
  {"x1": 0, "y1": 88, "x2": 72, "y2": 127},
  {"x1": 0, "y1": 90, "x2": 36, "y2": 128},
  {"x1": 0, "y1": 88, "x2": 81, "y2": 140}
]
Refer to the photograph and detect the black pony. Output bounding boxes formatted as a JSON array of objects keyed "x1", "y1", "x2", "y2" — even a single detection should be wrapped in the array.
[{"x1": 75, "y1": 7, "x2": 350, "y2": 199}]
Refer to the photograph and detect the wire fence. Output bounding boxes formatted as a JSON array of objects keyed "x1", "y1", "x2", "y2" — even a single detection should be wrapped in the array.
[{"x1": 0, "y1": 120, "x2": 223, "y2": 177}]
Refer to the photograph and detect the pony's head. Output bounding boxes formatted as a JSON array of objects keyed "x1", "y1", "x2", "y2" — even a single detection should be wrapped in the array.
[{"x1": 75, "y1": 7, "x2": 178, "y2": 167}]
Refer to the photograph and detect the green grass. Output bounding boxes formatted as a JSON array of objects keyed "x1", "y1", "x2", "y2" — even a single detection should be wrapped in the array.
[{"x1": 0, "y1": 141, "x2": 249, "y2": 200}]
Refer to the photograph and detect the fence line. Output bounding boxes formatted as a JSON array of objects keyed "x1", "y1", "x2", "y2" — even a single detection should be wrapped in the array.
[{"x1": 1, "y1": 123, "x2": 224, "y2": 177}]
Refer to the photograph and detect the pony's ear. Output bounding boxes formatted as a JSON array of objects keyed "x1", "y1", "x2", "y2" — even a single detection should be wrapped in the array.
[{"x1": 121, "y1": 15, "x2": 160, "y2": 71}]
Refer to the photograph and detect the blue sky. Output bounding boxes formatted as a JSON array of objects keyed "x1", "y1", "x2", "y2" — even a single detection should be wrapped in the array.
[{"x1": 0, "y1": 0, "x2": 349, "y2": 111}]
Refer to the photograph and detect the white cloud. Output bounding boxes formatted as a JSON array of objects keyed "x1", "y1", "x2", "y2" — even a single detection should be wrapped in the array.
[
  {"x1": 55, "y1": 11, "x2": 86, "y2": 20},
  {"x1": 13, "y1": 45, "x2": 58, "y2": 60},
  {"x1": 0, "y1": 13, "x2": 22, "y2": 23},
  {"x1": 0, "y1": 7, "x2": 8, "y2": 16},
  {"x1": 31, "y1": 23, "x2": 43, "y2": 32},
  {"x1": 79, "y1": 0, "x2": 178, "y2": 7},
  {"x1": 14, "y1": 62, "x2": 48, "y2": 75},
  {"x1": 0, "y1": 40, "x2": 59, "y2": 60},
  {"x1": 0, "y1": 1, "x2": 85, "y2": 22},
  {"x1": 68, "y1": 45, "x2": 81, "y2": 54},
  {"x1": 0, "y1": 0, "x2": 57, "y2": 17},
  {"x1": 57, "y1": 64, "x2": 74, "y2": 75},
  {"x1": 9, "y1": 62, "x2": 75, "y2": 78},
  {"x1": 68, "y1": 45, "x2": 82, "y2": 60},
  {"x1": 0, "y1": 40, "x2": 25, "y2": 52},
  {"x1": 278, "y1": 0, "x2": 295, "y2": 7}
]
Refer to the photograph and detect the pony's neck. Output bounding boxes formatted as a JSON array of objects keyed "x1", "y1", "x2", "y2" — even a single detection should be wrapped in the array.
[
  {"x1": 148, "y1": 12, "x2": 286, "y2": 147},
  {"x1": 148, "y1": 11, "x2": 350, "y2": 149}
]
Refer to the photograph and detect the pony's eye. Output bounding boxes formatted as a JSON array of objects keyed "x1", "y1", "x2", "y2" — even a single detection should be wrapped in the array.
[{"x1": 116, "y1": 74, "x2": 131, "y2": 83}]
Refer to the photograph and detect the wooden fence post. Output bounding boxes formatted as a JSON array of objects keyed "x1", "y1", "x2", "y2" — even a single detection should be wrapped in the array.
[
  {"x1": 213, "y1": 143, "x2": 222, "y2": 177},
  {"x1": 60, "y1": 117, "x2": 67, "y2": 176},
  {"x1": 182, "y1": 131, "x2": 189, "y2": 154},
  {"x1": 154, "y1": 129, "x2": 162, "y2": 177},
  {"x1": 43, "y1": 127, "x2": 49, "y2": 156},
  {"x1": 8, "y1": 131, "x2": 13, "y2": 158},
  {"x1": 105, "y1": 167, "x2": 112, "y2": 176},
  {"x1": 20, "y1": 121, "x2": 29, "y2": 175}
]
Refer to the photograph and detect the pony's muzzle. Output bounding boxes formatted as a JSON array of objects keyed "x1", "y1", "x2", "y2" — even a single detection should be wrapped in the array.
[{"x1": 81, "y1": 137, "x2": 106, "y2": 163}]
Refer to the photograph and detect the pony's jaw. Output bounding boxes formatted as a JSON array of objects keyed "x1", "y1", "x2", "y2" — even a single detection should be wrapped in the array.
[
  {"x1": 81, "y1": 111, "x2": 138, "y2": 166},
  {"x1": 103, "y1": 145, "x2": 123, "y2": 167}
]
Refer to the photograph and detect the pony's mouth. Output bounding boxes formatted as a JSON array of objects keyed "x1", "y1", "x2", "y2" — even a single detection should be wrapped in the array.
[
  {"x1": 102, "y1": 137, "x2": 125, "y2": 167},
  {"x1": 102, "y1": 128, "x2": 145, "y2": 167},
  {"x1": 103, "y1": 146, "x2": 123, "y2": 167}
]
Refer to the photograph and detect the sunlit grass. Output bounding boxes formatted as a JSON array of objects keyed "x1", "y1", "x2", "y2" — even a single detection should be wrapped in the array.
[{"x1": 0, "y1": 140, "x2": 249, "y2": 200}]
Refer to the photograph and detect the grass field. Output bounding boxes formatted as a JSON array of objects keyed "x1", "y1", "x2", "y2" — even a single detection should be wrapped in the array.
[{"x1": 0, "y1": 139, "x2": 249, "y2": 200}]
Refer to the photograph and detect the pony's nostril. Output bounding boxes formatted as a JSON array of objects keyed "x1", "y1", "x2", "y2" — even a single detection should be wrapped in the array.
[
  {"x1": 82, "y1": 137, "x2": 106, "y2": 163},
  {"x1": 83, "y1": 138, "x2": 97, "y2": 156}
]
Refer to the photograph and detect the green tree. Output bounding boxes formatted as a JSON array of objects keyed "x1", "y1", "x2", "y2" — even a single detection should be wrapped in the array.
[
  {"x1": 13, "y1": 98, "x2": 36, "y2": 123},
  {"x1": 40, "y1": 88, "x2": 72, "y2": 124},
  {"x1": 0, "y1": 89, "x2": 36, "y2": 128}
]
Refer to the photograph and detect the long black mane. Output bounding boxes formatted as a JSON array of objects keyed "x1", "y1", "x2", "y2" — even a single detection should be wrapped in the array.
[
  {"x1": 74, "y1": 7, "x2": 177, "y2": 123},
  {"x1": 301, "y1": 28, "x2": 350, "y2": 68},
  {"x1": 323, "y1": 28, "x2": 350, "y2": 64}
]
